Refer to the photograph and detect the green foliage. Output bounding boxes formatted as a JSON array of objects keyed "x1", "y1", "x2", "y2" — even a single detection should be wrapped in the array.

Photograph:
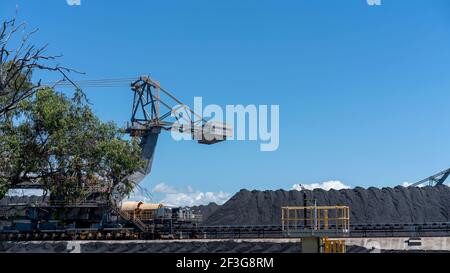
[{"x1": 0, "y1": 88, "x2": 143, "y2": 201}]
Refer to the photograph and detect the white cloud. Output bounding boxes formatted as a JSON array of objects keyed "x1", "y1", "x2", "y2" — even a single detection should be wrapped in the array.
[
  {"x1": 402, "y1": 182, "x2": 426, "y2": 188},
  {"x1": 160, "y1": 190, "x2": 231, "y2": 207},
  {"x1": 292, "y1": 180, "x2": 351, "y2": 191},
  {"x1": 66, "y1": 0, "x2": 81, "y2": 6},
  {"x1": 152, "y1": 182, "x2": 178, "y2": 194},
  {"x1": 128, "y1": 182, "x2": 231, "y2": 207}
]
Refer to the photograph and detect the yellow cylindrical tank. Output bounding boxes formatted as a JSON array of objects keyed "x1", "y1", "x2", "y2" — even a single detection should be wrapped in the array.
[{"x1": 121, "y1": 201, "x2": 164, "y2": 221}]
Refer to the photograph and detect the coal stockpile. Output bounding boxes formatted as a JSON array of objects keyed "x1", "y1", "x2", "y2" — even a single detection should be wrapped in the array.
[
  {"x1": 191, "y1": 202, "x2": 220, "y2": 220},
  {"x1": 0, "y1": 242, "x2": 70, "y2": 253},
  {"x1": 0, "y1": 241, "x2": 370, "y2": 253},
  {"x1": 79, "y1": 241, "x2": 371, "y2": 253},
  {"x1": 80, "y1": 240, "x2": 303, "y2": 253},
  {"x1": 203, "y1": 186, "x2": 450, "y2": 226}
]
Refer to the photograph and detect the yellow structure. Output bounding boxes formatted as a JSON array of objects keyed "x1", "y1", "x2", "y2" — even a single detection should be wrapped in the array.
[
  {"x1": 121, "y1": 201, "x2": 164, "y2": 221},
  {"x1": 323, "y1": 237, "x2": 346, "y2": 253},
  {"x1": 281, "y1": 205, "x2": 350, "y2": 253},
  {"x1": 281, "y1": 205, "x2": 350, "y2": 235}
]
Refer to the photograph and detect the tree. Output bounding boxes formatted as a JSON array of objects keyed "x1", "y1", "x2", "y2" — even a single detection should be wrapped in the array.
[
  {"x1": 0, "y1": 15, "x2": 77, "y2": 118},
  {"x1": 0, "y1": 88, "x2": 143, "y2": 202}
]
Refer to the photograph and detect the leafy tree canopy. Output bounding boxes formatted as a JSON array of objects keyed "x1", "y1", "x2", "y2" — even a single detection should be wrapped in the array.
[{"x1": 0, "y1": 88, "x2": 143, "y2": 202}]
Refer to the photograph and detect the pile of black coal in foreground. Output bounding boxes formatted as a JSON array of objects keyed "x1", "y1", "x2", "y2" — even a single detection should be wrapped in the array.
[
  {"x1": 0, "y1": 241, "x2": 371, "y2": 253},
  {"x1": 202, "y1": 185, "x2": 450, "y2": 225}
]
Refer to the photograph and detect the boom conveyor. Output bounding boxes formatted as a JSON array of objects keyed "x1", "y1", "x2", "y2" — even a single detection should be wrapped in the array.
[{"x1": 111, "y1": 75, "x2": 232, "y2": 204}]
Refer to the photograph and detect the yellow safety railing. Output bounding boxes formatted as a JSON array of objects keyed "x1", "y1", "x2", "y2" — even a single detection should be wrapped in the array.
[
  {"x1": 281, "y1": 205, "x2": 350, "y2": 234},
  {"x1": 323, "y1": 237, "x2": 346, "y2": 253}
]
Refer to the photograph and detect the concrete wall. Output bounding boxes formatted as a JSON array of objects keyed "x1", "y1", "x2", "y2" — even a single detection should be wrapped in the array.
[{"x1": 342, "y1": 237, "x2": 450, "y2": 252}]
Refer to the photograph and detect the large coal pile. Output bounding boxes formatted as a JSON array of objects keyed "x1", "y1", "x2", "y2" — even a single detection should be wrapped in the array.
[
  {"x1": 80, "y1": 240, "x2": 302, "y2": 253},
  {"x1": 203, "y1": 186, "x2": 450, "y2": 225}
]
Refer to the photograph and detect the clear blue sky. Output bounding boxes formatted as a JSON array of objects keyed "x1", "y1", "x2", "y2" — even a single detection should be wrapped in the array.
[{"x1": 2, "y1": 0, "x2": 450, "y2": 197}]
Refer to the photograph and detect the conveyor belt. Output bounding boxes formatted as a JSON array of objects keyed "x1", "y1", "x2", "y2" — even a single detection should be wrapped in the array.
[{"x1": 2, "y1": 222, "x2": 450, "y2": 241}]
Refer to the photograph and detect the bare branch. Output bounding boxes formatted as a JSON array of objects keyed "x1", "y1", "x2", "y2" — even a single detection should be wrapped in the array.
[{"x1": 0, "y1": 15, "x2": 82, "y2": 117}]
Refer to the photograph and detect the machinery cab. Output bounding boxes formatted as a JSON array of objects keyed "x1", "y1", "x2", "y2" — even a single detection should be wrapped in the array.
[{"x1": 195, "y1": 121, "x2": 233, "y2": 145}]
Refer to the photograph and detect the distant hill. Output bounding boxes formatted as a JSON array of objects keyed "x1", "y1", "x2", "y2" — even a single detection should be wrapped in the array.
[{"x1": 191, "y1": 202, "x2": 220, "y2": 221}]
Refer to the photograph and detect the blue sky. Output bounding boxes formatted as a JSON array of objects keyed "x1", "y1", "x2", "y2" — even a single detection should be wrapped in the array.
[{"x1": 2, "y1": 0, "x2": 450, "y2": 204}]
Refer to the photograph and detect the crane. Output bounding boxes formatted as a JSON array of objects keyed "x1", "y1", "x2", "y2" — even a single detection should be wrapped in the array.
[
  {"x1": 408, "y1": 168, "x2": 450, "y2": 188},
  {"x1": 111, "y1": 75, "x2": 232, "y2": 204}
]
